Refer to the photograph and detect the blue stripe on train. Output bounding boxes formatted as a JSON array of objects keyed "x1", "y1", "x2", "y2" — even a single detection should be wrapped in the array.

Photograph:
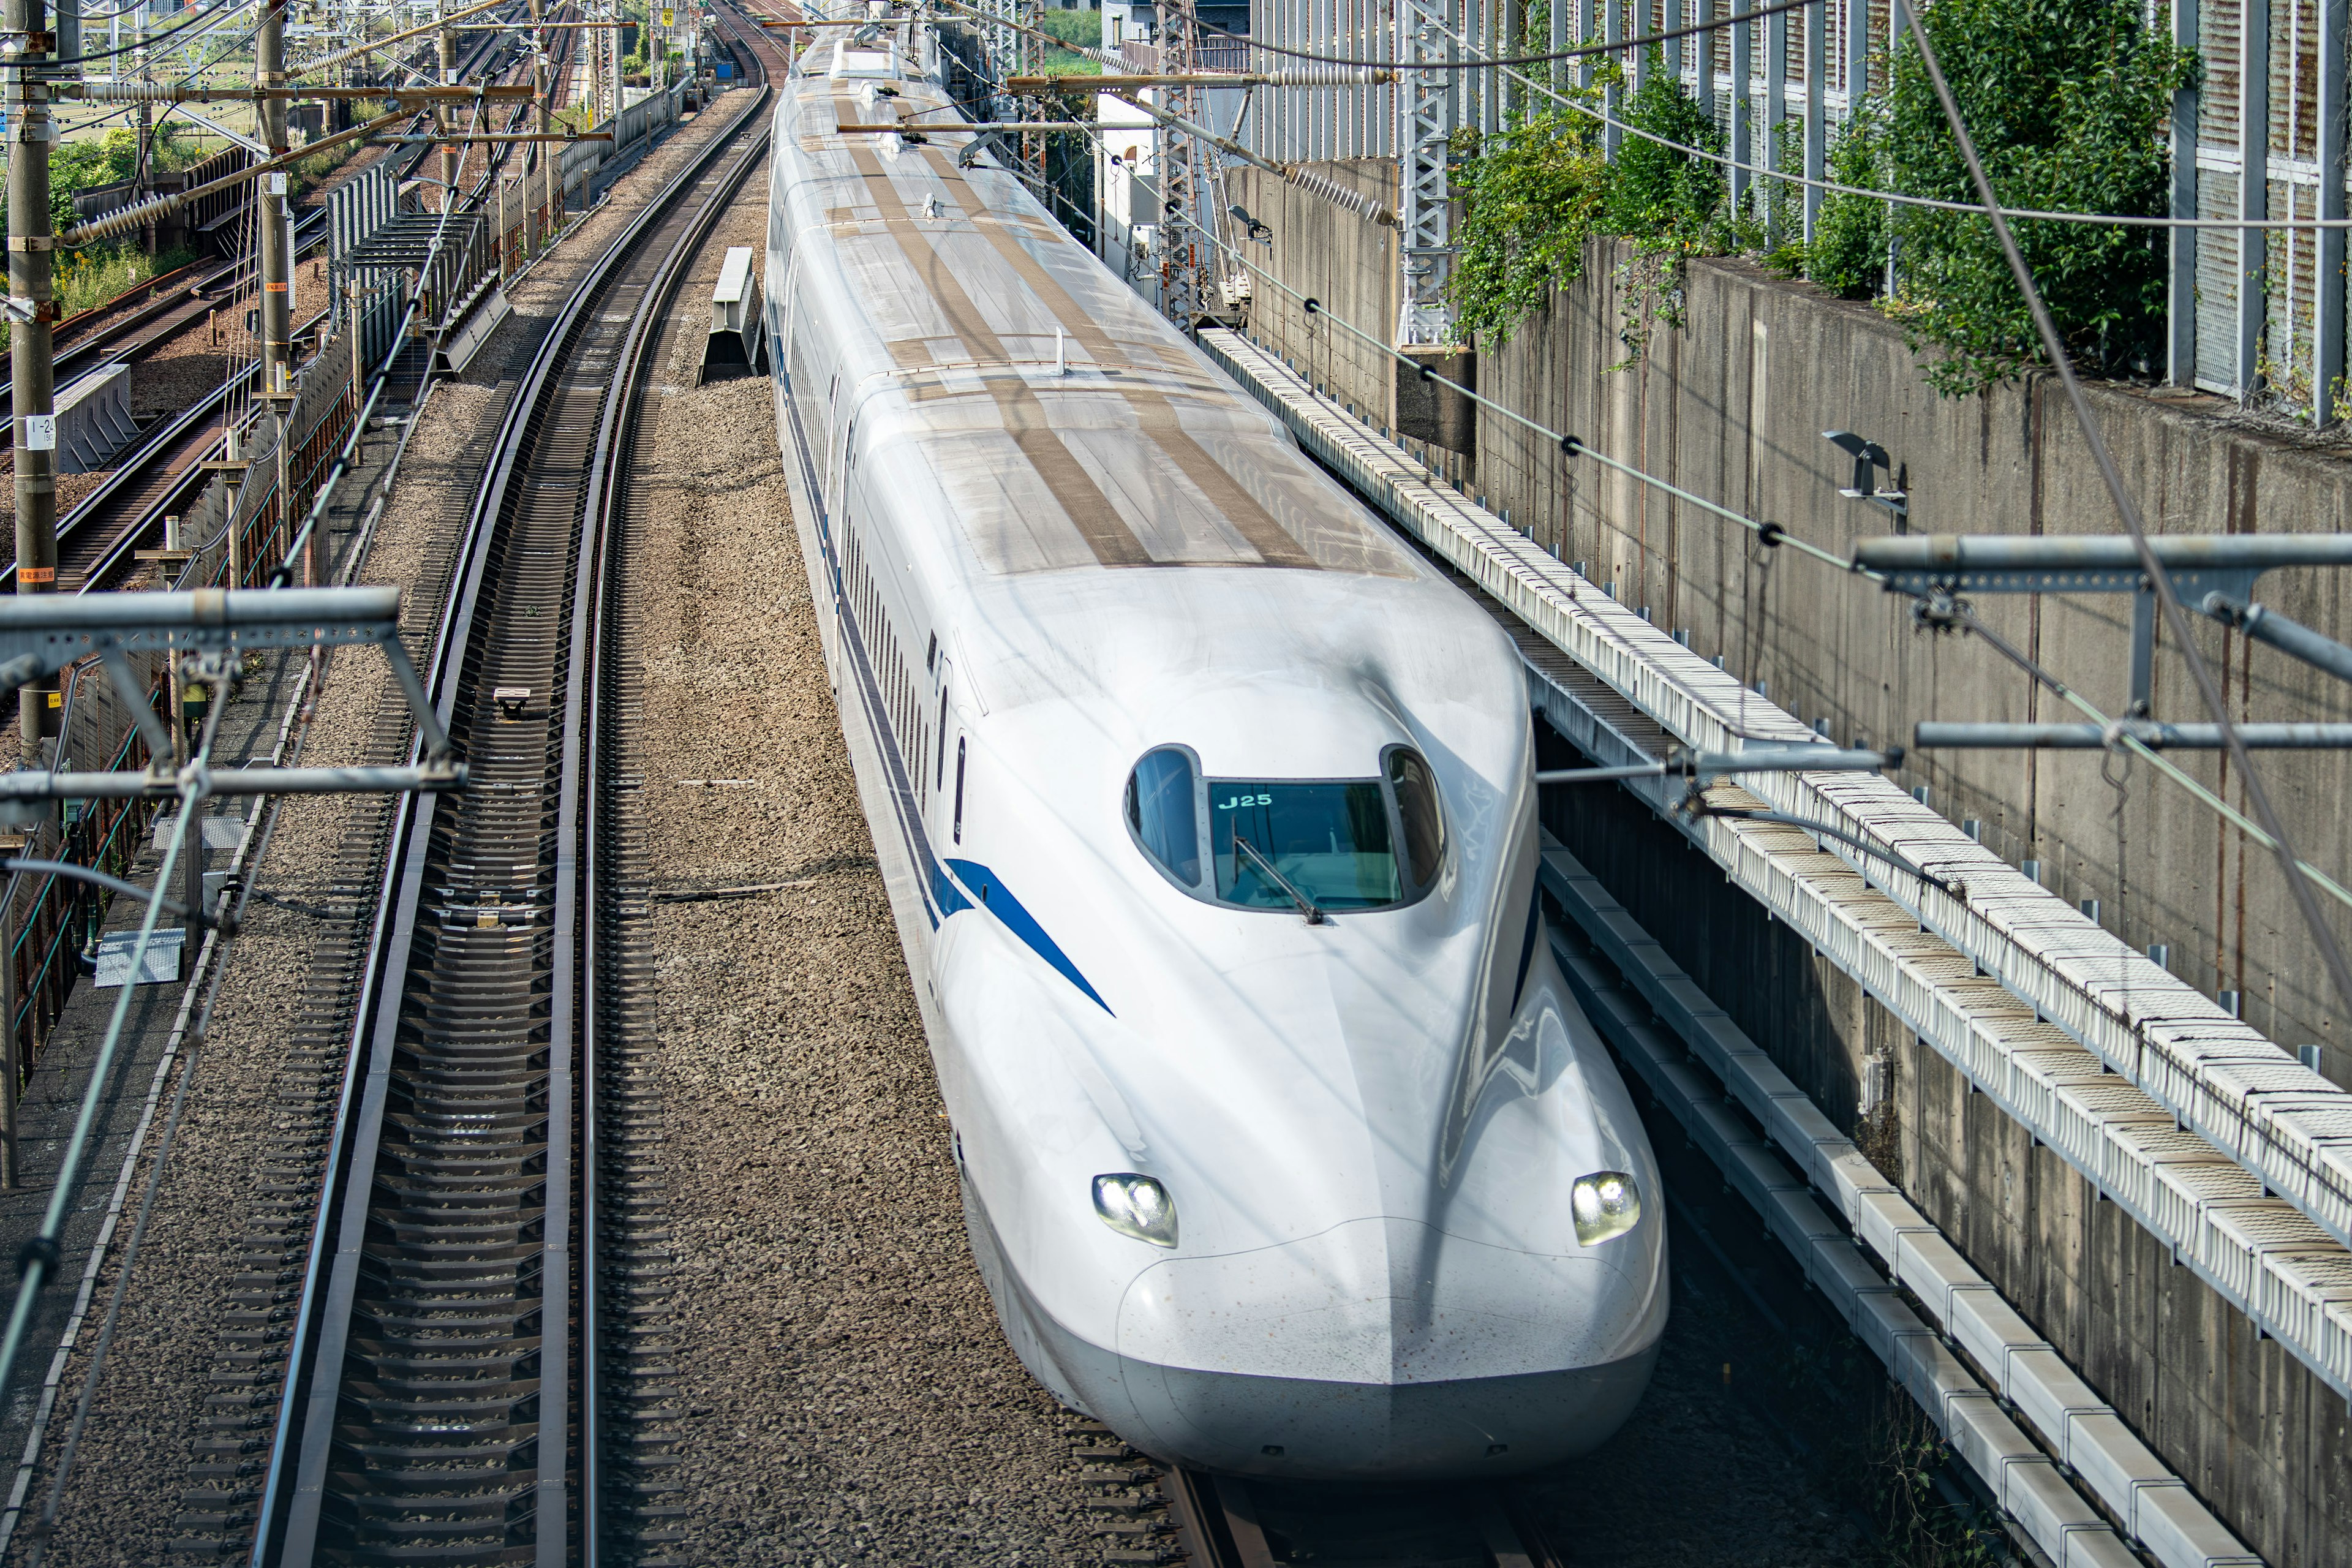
[{"x1": 944, "y1": 858, "x2": 1113, "y2": 1016}]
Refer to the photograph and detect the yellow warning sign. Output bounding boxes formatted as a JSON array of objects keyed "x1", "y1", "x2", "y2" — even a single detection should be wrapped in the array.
[{"x1": 660, "y1": 7, "x2": 673, "y2": 23}]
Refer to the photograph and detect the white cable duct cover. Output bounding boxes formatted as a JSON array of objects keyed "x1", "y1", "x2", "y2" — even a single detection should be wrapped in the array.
[
  {"x1": 1195, "y1": 328, "x2": 2352, "y2": 1400},
  {"x1": 1540, "y1": 842, "x2": 2263, "y2": 1568}
]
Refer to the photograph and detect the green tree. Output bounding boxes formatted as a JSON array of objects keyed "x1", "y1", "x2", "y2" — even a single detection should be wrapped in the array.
[
  {"x1": 1881, "y1": 0, "x2": 2196, "y2": 391},
  {"x1": 1605, "y1": 51, "x2": 1724, "y2": 239}
]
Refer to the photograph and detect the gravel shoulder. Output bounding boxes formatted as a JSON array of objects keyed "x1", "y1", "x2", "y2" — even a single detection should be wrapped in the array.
[{"x1": 632, "y1": 181, "x2": 1093, "y2": 1567}]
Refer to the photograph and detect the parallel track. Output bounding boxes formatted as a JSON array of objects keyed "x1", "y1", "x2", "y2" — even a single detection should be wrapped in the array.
[
  {"x1": 249, "y1": 29, "x2": 778, "y2": 1564},
  {"x1": 22, "y1": 15, "x2": 551, "y2": 594}
]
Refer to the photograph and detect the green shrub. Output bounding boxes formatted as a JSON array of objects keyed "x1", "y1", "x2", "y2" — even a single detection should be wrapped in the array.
[
  {"x1": 1449, "y1": 54, "x2": 1728, "y2": 353},
  {"x1": 1880, "y1": 0, "x2": 2195, "y2": 391},
  {"x1": 1447, "y1": 107, "x2": 1611, "y2": 349},
  {"x1": 1805, "y1": 90, "x2": 1889, "y2": 298}
]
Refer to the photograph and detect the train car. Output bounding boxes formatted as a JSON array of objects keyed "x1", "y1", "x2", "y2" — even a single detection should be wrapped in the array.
[{"x1": 761, "y1": 26, "x2": 1667, "y2": 1479}]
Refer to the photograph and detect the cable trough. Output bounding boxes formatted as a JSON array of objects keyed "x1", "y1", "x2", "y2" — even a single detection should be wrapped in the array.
[{"x1": 246, "y1": 35, "x2": 780, "y2": 1566}]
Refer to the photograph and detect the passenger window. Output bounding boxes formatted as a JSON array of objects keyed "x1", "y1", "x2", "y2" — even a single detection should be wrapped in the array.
[
  {"x1": 1125, "y1": 747, "x2": 1201, "y2": 888},
  {"x1": 1387, "y1": 748, "x2": 1446, "y2": 891}
]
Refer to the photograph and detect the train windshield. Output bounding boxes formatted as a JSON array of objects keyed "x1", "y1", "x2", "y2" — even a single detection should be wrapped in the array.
[
  {"x1": 1125, "y1": 746, "x2": 1446, "y2": 913},
  {"x1": 1212, "y1": 782, "x2": 1400, "y2": 910}
]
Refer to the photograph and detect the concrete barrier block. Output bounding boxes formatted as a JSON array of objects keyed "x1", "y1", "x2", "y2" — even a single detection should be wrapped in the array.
[
  {"x1": 54, "y1": 361, "x2": 136, "y2": 474},
  {"x1": 1852, "y1": 1186, "x2": 1929, "y2": 1262},
  {"x1": 1944, "y1": 1283, "x2": 2045, "y2": 1390},
  {"x1": 1823, "y1": 1150, "x2": 1897, "y2": 1219},
  {"x1": 1940, "y1": 1388, "x2": 2034, "y2": 1483},
  {"x1": 1806, "y1": 1231, "x2": 1893, "y2": 1311},
  {"x1": 2000, "y1": 1459, "x2": 2111, "y2": 1565},
  {"x1": 1894, "y1": 1226, "x2": 1977, "y2": 1325},
  {"x1": 1851, "y1": 1287, "x2": 1926, "y2": 1365},
  {"x1": 2003, "y1": 1346, "x2": 2105, "y2": 1460},
  {"x1": 2060, "y1": 1414, "x2": 2173, "y2": 1539},
  {"x1": 2131, "y1": 1479, "x2": 2262, "y2": 1568}
]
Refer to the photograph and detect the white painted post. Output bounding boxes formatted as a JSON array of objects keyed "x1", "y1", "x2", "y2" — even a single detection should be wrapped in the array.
[
  {"x1": 1766, "y1": 0, "x2": 1787, "y2": 242},
  {"x1": 2314, "y1": 0, "x2": 2344, "y2": 421},
  {"x1": 1731, "y1": 0, "x2": 1751, "y2": 212},
  {"x1": 1553, "y1": 0, "x2": 1570, "y2": 99},
  {"x1": 2237, "y1": 0, "x2": 2267, "y2": 401},
  {"x1": 1606, "y1": 0, "x2": 1624, "y2": 157},
  {"x1": 1803, "y1": 0, "x2": 1825, "y2": 239}
]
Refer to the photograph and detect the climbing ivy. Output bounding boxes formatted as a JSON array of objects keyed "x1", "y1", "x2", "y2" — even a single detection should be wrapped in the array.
[{"x1": 1448, "y1": 53, "x2": 1732, "y2": 359}]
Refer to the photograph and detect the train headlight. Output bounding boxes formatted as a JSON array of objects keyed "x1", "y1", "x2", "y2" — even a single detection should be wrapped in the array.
[
  {"x1": 1092, "y1": 1173, "x2": 1179, "y2": 1248},
  {"x1": 1571, "y1": 1171, "x2": 1642, "y2": 1246}
]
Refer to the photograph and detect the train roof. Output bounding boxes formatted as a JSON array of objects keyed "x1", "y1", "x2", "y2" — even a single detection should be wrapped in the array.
[{"x1": 774, "y1": 64, "x2": 1437, "y2": 587}]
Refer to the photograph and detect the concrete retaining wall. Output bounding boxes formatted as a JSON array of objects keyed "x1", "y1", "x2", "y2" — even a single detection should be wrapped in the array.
[
  {"x1": 1537, "y1": 753, "x2": 2351, "y2": 1568},
  {"x1": 1221, "y1": 156, "x2": 2352, "y2": 1566},
  {"x1": 1225, "y1": 159, "x2": 2352, "y2": 1079}
]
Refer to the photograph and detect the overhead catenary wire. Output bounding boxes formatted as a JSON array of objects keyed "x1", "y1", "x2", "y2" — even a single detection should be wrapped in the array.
[
  {"x1": 951, "y1": 0, "x2": 2352, "y2": 234},
  {"x1": 1893, "y1": 7, "x2": 2352, "y2": 1019},
  {"x1": 0, "y1": 13, "x2": 547, "y2": 1438}
]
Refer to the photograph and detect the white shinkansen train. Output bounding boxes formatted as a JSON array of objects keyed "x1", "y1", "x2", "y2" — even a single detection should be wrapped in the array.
[{"x1": 761, "y1": 26, "x2": 1667, "y2": 1480}]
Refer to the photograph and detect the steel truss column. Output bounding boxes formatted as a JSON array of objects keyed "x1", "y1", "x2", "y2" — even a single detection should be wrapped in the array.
[
  {"x1": 1398, "y1": 0, "x2": 1456, "y2": 345},
  {"x1": 1156, "y1": 0, "x2": 1207, "y2": 325}
]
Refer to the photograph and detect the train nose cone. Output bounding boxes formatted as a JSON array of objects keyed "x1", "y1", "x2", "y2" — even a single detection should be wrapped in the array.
[{"x1": 1108, "y1": 1216, "x2": 1663, "y2": 1480}]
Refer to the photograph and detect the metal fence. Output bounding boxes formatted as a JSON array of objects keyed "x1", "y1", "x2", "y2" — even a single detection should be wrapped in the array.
[
  {"x1": 0, "y1": 314, "x2": 365, "y2": 1091},
  {"x1": 1243, "y1": 0, "x2": 2347, "y2": 419}
]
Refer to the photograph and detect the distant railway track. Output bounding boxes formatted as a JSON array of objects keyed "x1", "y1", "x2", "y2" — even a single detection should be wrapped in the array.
[
  {"x1": 17, "y1": 13, "x2": 569, "y2": 595},
  {"x1": 245, "y1": 30, "x2": 778, "y2": 1566}
]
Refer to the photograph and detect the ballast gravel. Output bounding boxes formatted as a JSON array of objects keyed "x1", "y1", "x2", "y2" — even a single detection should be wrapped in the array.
[
  {"x1": 5, "y1": 96, "x2": 765, "y2": 1567},
  {"x1": 629, "y1": 186, "x2": 1093, "y2": 1567}
]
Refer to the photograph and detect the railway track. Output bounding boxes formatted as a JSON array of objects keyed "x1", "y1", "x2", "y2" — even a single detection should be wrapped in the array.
[
  {"x1": 241, "y1": 34, "x2": 778, "y2": 1566},
  {"x1": 17, "y1": 17, "x2": 565, "y2": 597},
  {"x1": 1081, "y1": 1449, "x2": 1566, "y2": 1566}
]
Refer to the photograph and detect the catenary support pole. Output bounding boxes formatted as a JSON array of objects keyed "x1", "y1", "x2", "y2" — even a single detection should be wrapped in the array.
[
  {"x1": 10, "y1": 0, "x2": 58, "y2": 769},
  {"x1": 440, "y1": 12, "x2": 461, "y2": 211},
  {"x1": 258, "y1": 0, "x2": 293, "y2": 397}
]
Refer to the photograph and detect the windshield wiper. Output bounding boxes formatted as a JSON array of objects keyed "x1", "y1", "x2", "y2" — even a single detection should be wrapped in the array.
[{"x1": 1232, "y1": 832, "x2": 1329, "y2": 925}]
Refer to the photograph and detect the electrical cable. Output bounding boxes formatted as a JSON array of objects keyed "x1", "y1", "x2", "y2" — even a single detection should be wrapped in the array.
[
  {"x1": 1951, "y1": 601, "x2": 2352, "y2": 913},
  {"x1": 0, "y1": 719, "x2": 213, "y2": 1415},
  {"x1": 3, "y1": 32, "x2": 555, "y2": 1536},
  {"x1": 1187, "y1": 0, "x2": 1818, "y2": 69},
  {"x1": 37, "y1": 0, "x2": 257, "y2": 66},
  {"x1": 943, "y1": 0, "x2": 2352, "y2": 234},
  {"x1": 1895, "y1": 6, "x2": 2352, "y2": 1023}
]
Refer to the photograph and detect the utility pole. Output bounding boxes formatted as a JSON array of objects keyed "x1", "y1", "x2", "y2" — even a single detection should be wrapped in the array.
[
  {"x1": 258, "y1": 0, "x2": 293, "y2": 398},
  {"x1": 10, "y1": 0, "x2": 59, "y2": 769},
  {"x1": 439, "y1": 9, "x2": 459, "y2": 213},
  {"x1": 531, "y1": 0, "x2": 554, "y2": 246}
]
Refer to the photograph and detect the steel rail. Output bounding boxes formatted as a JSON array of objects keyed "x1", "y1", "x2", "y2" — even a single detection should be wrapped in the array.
[
  {"x1": 1155, "y1": 1466, "x2": 1567, "y2": 1568},
  {"x1": 251, "y1": 55, "x2": 777, "y2": 1568}
]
